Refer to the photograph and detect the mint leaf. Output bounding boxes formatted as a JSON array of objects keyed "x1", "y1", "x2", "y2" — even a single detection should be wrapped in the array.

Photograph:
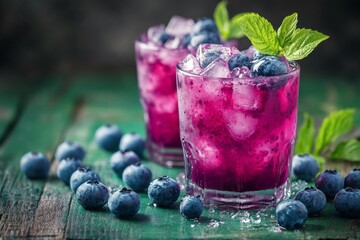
[
  {"x1": 284, "y1": 28, "x2": 329, "y2": 60},
  {"x1": 228, "y1": 13, "x2": 246, "y2": 39},
  {"x1": 295, "y1": 113, "x2": 315, "y2": 154},
  {"x1": 277, "y1": 13, "x2": 298, "y2": 47},
  {"x1": 330, "y1": 140, "x2": 360, "y2": 161},
  {"x1": 214, "y1": 1, "x2": 230, "y2": 40},
  {"x1": 314, "y1": 109, "x2": 355, "y2": 155},
  {"x1": 236, "y1": 13, "x2": 282, "y2": 55}
]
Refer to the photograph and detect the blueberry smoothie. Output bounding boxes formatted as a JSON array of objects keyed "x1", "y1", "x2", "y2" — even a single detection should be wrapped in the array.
[
  {"x1": 177, "y1": 44, "x2": 300, "y2": 209},
  {"x1": 135, "y1": 16, "x2": 225, "y2": 167}
]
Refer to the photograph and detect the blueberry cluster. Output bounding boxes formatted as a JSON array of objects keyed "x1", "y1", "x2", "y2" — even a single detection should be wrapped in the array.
[
  {"x1": 20, "y1": 123, "x2": 204, "y2": 220},
  {"x1": 180, "y1": 44, "x2": 291, "y2": 78},
  {"x1": 276, "y1": 155, "x2": 360, "y2": 230},
  {"x1": 149, "y1": 18, "x2": 221, "y2": 49}
]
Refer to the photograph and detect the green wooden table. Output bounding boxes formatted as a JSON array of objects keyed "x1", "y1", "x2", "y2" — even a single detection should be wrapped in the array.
[{"x1": 0, "y1": 73, "x2": 359, "y2": 239}]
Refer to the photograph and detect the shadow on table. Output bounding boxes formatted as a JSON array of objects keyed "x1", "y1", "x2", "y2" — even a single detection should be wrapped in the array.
[{"x1": 122, "y1": 213, "x2": 151, "y2": 223}]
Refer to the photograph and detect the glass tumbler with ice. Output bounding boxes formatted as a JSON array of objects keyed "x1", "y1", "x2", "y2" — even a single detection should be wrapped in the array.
[
  {"x1": 176, "y1": 44, "x2": 300, "y2": 209},
  {"x1": 135, "y1": 16, "x2": 226, "y2": 167}
]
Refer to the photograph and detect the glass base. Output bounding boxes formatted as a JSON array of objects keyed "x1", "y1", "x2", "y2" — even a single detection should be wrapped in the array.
[
  {"x1": 147, "y1": 141, "x2": 184, "y2": 168},
  {"x1": 186, "y1": 179, "x2": 291, "y2": 210}
]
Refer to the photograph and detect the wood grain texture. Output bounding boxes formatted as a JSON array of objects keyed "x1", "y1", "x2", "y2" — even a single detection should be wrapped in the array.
[
  {"x1": 0, "y1": 93, "x2": 21, "y2": 143},
  {"x1": 0, "y1": 79, "x2": 76, "y2": 238},
  {"x1": 0, "y1": 74, "x2": 359, "y2": 239}
]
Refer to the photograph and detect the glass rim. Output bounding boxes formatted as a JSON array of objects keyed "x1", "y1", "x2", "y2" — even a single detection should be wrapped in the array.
[
  {"x1": 135, "y1": 33, "x2": 191, "y2": 53},
  {"x1": 176, "y1": 59, "x2": 300, "y2": 81}
]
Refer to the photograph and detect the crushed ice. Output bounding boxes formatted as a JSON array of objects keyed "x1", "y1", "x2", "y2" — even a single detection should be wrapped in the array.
[{"x1": 207, "y1": 219, "x2": 225, "y2": 228}]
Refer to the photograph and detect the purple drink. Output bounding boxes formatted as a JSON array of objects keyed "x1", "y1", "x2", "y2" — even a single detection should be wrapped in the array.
[
  {"x1": 177, "y1": 44, "x2": 300, "y2": 209},
  {"x1": 135, "y1": 39, "x2": 188, "y2": 167},
  {"x1": 135, "y1": 17, "x2": 228, "y2": 167}
]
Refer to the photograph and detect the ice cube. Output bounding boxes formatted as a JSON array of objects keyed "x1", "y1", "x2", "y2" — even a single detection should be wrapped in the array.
[
  {"x1": 178, "y1": 54, "x2": 202, "y2": 74},
  {"x1": 147, "y1": 25, "x2": 165, "y2": 43},
  {"x1": 202, "y1": 78, "x2": 224, "y2": 102},
  {"x1": 223, "y1": 110, "x2": 258, "y2": 139},
  {"x1": 195, "y1": 138, "x2": 221, "y2": 167},
  {"x1": 154, "y1": 93, "x2": 178, "y2": 113},
  {"x1": 231, "y1": 67, "x2": 241, "y2": 77},
  {"x1": 200, "y1": 58, "x2": 230, "y2": 78},
  {"x1": 232, "y1": 83, "x2": 263, "y2": 110},
  {"x1": 164, "y1": 37, "x2": 182, "y2": 49},
  {"x1": 196, "y1": 44, "x2": 232, "y2": 68},
  {"x1": 231, "y1": 66, "x2": 251, "y2": 78},
  {"x1": 165, "y1": 16, "x2": 195, "y2": 36}
]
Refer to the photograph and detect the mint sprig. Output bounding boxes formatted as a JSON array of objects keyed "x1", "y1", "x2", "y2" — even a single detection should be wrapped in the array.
[
  {"x1": 330, "y1": 140, "x2": 360, "y2": 161},
  {"x1": 235, "y1": 13, "x2": 280, "y2": 55},
  {"x1": 236, "y1": 12, "x2": 329, "y2": 60},
  {"x1": 295, "y1": 113, "x2": 315, "y2": 154},
  {"x1": 277, "y1": 13, "x2": 298, "y2": 47},
  {"x1": 295, "y1": 109, "x2": 360, "y2": 169},
  {"x1": 314, "y1": 109, "x2": 355, "y2": 155},
  {"x1": 213, "y1": 1, "x2": 245, "y2": 40}
]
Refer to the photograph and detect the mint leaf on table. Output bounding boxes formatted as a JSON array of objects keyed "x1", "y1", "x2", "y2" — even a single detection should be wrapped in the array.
[
  {"x1": 330, "y1": 140, "x2": 360, "y2": 161},
  {"x1": 295, "y1": 113, "x2": 315, "y2": 154},
  {"x1": 314, "y1": 109, "x2": 355, "y2": 155},
  {"x1": 236, "y1": 12, "x2": 328, "y2": 59},
  {"x1": 236, "y1": 13, "x2": 281, "y2": 55},
  {"x1": 214, "y1": 1, "x2": 230, "y2": 40},
  {"x1": 277, "y1": 13, "x2": 298, "y2": 47},
  {"x1": 284, "y1": 28, "x2": 329, "y2": 60}
]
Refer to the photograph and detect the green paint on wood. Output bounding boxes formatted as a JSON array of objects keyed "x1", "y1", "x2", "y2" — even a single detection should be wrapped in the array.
[
  {"x1": 0, "y1": 73, "x2": 360, "y2": 239},
  {"x1": 0, "y1": 79, "x2": 77, "y2": 238}
]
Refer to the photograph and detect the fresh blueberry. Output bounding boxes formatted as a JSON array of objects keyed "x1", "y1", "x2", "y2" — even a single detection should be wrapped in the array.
[
  {"x1": 119, "y1": 133, "x2": 145, "y2": 157},
  {"x1": 295, "y1": 187, "x2": 326, "y2": 216},
  {"x1": 55, "y1": 141, "x2": 86, "y2": 161},
  {"x1": 228, "y1": 53, "x2": 252, "y2": 71},
  {"x1": 57, "y1": 158, "x2": 84, "y2": 185},
  {"x1": 252, "y1": 50, "x2": 267, "y2": 60},
  {"x1": 110, "y1": 151, "x2": 140, "y2": 179},
  {"x1": 76, "y1": 180, "x2": 109, "y2": 210},
  {"x1": 70, "y1": 167, "x2": 100, "y2": 192},
  {"x1": 251, "y1": 56, "x2": 287, "y2": 76},
  {"x1": 152, "y1": 31, "x2": 173, "y2": 45},
  {"x1": 108, "y1": 187, "x2": 140, "y2": 219},
  {"x1": 148, "y1": 176, "x2": 180, "y2": 208},
  {"x1": 276, "y1": 199, "x2": 308, "y2": 230},
  {"x1": 334, "y1": 187, "x2": 360, "y2": 218},
  {"x1": 192, "y1": 18, "x2": 219, "y2": 35},
  {"x1": 95, "y1": 124, "x2": 123, "y2": 152},
  {"x1": 189, "y1": 32, "x2": 221, "y2": 48},
  {"x1": 181, "y1": 34, "x2": 191, "y2": 48},
  {"x1": 198, "y1": 50, "x2": 221, "y2": 68},
  {"x1": 180, "y1": 195, "x2": 204, "y2": 219},
  {"x1": 122, "y1": 163, "x2": 152, "y2": 192},
  {"x1": 292, "y1": 154, "x2": 320, "y2": 182},
  {"x1": 315, "y1": 170, "x2": 344, "y2": 199},
  {"x1": 20, "y1": 152, "x2": 50, "y2": 180},
  {"x1": 344, "y1": 169, "x2": 360, "y2": 189}
]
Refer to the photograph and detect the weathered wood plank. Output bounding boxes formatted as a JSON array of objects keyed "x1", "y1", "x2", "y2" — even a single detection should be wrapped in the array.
[
  {"x1": 0, "y1": 94, "x2": 21, "y2": 143},
  {"x1": 61, "y1": 74, "x2": 359, "y2": 239},
  {"x1": 0, "y1": 79, "x2": 76, "y2": 238},
  {"x1": 29, "y1": 75, "x2": 145, "y2": 239},
  {"x1": 1, "y1": 73, "x2": 360, "y2": 239}
]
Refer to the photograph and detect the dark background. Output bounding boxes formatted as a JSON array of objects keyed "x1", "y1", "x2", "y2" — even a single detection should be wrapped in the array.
[{"x1": 0, "y1": 0, "x2": 359, "y2": 80}]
